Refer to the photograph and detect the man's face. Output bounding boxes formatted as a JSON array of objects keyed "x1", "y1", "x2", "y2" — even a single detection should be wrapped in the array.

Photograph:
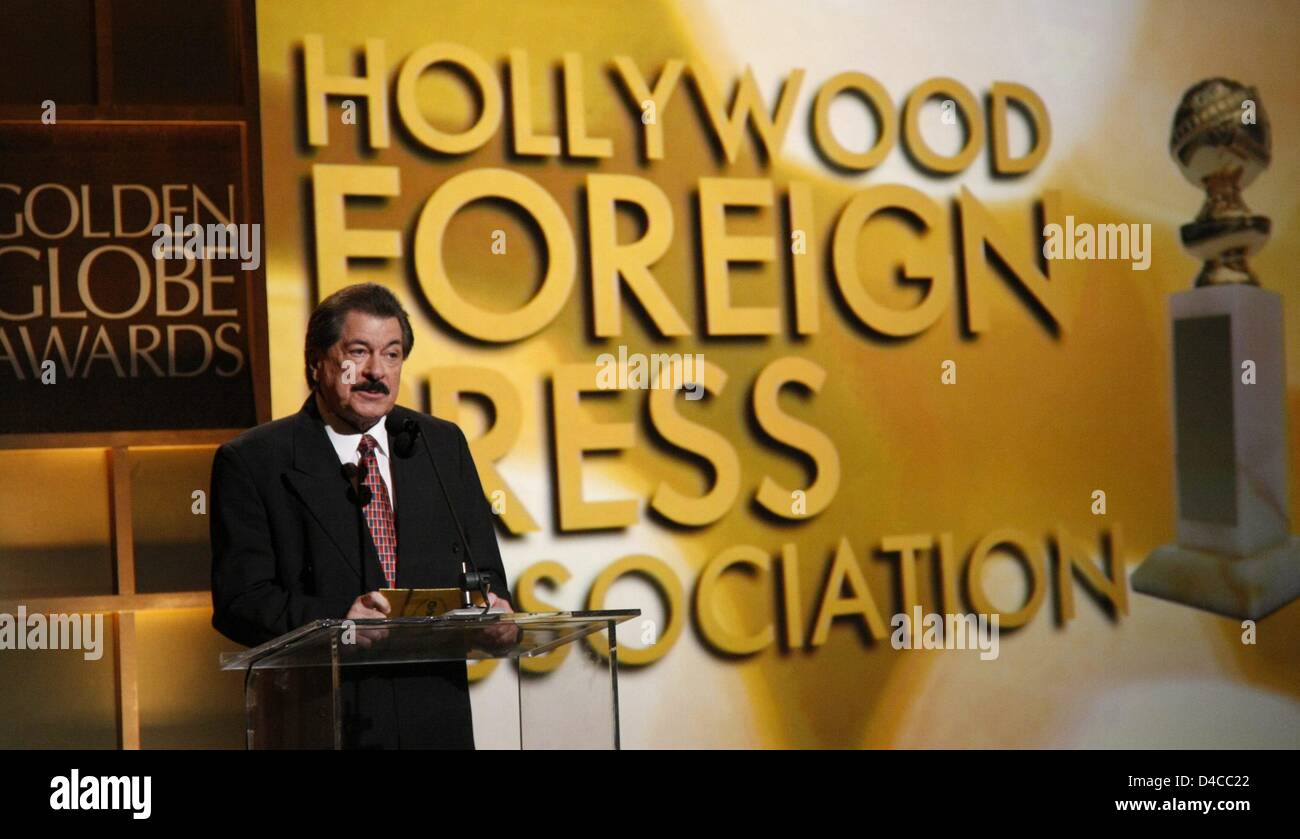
[{"x1": 313, "y1": 311, "x2": 404, "y2": 429}]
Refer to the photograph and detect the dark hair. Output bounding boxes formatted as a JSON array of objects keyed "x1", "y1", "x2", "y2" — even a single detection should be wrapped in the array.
[{"x1": 304, "y1": 283, "x2": 414, "y2": 388}]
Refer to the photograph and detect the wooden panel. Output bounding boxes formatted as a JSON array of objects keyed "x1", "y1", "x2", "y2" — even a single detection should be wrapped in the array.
[
  {"x1": 0, "y1": 591, "x2": 211, "y2": 614},
  {"x1": 94, "y1": 0, "x2": 113, "y2": 104},
  {"x1": 110, "y1": 0, "x2": 241, "y2": 106},
  {"x1": 0, "y1": 0, "x2": 97, "y2": 105},
  {"x1": 109, "y1": 446, "x2": 136, "y2": 596},
  {"x1": 114, "y1": 611, "x2": 140, "y2": 749},
  {"x1": 0, "y1": 428, "x2": 240, "y2": 452}
]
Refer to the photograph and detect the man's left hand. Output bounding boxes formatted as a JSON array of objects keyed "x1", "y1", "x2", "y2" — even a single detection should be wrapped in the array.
[{"x1": 483, "y1": 592, "x2": 519, "y2": 647}]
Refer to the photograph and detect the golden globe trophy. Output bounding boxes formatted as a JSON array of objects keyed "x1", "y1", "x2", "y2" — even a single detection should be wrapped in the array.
[{"x1": 1133, "y1": 79, "x2": 1300, "y2": 619}]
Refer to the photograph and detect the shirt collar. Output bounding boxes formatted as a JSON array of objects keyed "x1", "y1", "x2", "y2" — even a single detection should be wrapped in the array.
[{"x1": 321, "y1": 410, "x2": 389, "y2": 461}]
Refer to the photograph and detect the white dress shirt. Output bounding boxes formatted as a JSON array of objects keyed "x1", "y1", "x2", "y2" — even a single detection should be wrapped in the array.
[{"x1": 324, "y1": 412, "x2": 395, "y2": 507}]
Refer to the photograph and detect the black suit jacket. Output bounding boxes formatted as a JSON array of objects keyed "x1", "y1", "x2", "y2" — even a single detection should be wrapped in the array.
[{"x1": 210, "y1": 395, "x2": 511, "y2": 748}]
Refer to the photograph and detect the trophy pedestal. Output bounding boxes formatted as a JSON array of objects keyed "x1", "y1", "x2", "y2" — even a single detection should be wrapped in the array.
[
  {"x1": 1133, "y1": 284, "x2": 1300, "y2": 619},
  {"x1": 1134, "y1": 537, "x2": 1300, "y2": 620}
]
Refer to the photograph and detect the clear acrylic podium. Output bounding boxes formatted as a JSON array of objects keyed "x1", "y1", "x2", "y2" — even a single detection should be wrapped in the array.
[{"x1": 219, "y1": 609, "x2": 639, "y2": 749}]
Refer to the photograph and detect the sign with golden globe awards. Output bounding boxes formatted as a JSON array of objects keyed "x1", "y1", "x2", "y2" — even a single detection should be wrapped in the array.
[{"x1": 0, "y1": 122, "x2": 260, "y2": 434}]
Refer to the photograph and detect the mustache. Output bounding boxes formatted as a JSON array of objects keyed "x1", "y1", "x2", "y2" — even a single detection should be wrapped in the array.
[{"x1": 352, "y1": 379, "x2": 390, "y2": 395}]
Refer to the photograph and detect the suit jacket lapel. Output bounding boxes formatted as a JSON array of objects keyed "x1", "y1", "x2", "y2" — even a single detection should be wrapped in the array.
[
  {"x1": 282, "y1": 395, "x2": 386, "y2": 589},
  {"x1": 388, "y1": 406, "x2": 444, "y2": 588}
]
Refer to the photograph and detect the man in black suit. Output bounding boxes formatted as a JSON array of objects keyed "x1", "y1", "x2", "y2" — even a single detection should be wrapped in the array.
[{"x1": 210, "y1": 282, "x2": 513, "y2": 748}]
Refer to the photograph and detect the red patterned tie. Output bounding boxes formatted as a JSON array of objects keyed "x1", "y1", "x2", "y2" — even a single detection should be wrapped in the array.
[{"x1": 358, "y1": 434, "x2": 397, "y2": 588}]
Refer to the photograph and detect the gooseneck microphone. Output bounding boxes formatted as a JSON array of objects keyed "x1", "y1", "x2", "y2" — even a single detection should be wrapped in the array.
[{"x1": 396, "y1": 417, "x2": 493, "y2": 611}]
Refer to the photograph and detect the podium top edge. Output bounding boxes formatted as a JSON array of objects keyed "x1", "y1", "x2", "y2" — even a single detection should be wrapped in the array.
[{"x1": 218, "y1": 609, "x2": 641, "y2": 670}]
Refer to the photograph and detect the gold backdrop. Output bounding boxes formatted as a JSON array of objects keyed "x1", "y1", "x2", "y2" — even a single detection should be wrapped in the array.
[{"x1": 250, "y1": 0, "x2": 1300, "y2": 747}]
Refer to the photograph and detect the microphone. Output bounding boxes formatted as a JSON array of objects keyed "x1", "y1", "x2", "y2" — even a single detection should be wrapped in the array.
[
  {"x1": 341, "y1": 462, "x2": 372, "y2": 506},
  {"x1": 391, "y1": 421, "x2": 418, "y2": 459},
  {"x1": 398, "y1": 417, "x2": 492, "y2": 611}
]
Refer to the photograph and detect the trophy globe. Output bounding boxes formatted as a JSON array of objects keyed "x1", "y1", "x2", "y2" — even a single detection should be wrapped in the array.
[{"x1": 1168, "y1": 78, "x2": 1271, "y2": 286}]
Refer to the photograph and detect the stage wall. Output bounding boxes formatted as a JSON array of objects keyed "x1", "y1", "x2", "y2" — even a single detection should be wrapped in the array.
[{"x1": 252, "y1": 0, "x2": 1300, "y2": 747}]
